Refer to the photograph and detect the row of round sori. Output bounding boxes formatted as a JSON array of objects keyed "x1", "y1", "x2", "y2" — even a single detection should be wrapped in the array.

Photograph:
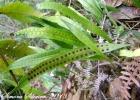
[{"x1": 27, "y1": 44, "x2": 110, "y2": 81}]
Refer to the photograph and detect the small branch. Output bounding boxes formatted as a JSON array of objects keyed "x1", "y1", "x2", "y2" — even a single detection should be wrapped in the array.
[
  {"x1": 92, "y1": 61, "x2": 123, "y2": 71},
  {"x1": 67, "y1": 0, "x2": 72, "y2": 6},
  {"x1": 115, "y1": 19, "x2": 129, "y2": 30},
  {"x1": 46, "y1": 85, "x2": 55, "y2": 94},
  {"x1": 130, "y1": 21, "x2": 140, "y2": 30},
  {"x1": 0, "y1": 23, "x2": 15, "y2": 30},
  {"x1": 0, "y1": 51, "x2": 24, "y2": 100},
  {"x1": 0, "y1": 84, "x2": 8, "y2": 99}
]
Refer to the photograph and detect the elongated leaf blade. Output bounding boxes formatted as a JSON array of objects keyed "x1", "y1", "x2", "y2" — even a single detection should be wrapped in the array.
[
  {"x1": 36, "y1": 2, "x2": 112, "y2": 42},
  {"x1": 17, "y1": 27, "x2": 84, "y2": 46},
  {"x1": 0, "y1": 40, "x2": 36, "y2": 58},
  {"x1": 10, "y1": 43, "x2": 131, "y2": 93},
  {"x1": 8, "y1": 48, "x2": 70, "y2": 70},
  {"x1": 4, "y1": 79, "x2": 48, "y2": 96},
  {"x1": 62, "y1": 18, "x2": 108, "y2": 59},
  {"x1": 78, "y1": 0, "x2": 103, "y2": 23},
  {"x1": 132, "y1": 30, "x2": 140, "y2": 41},
  {"x1": 120, "y1": 48, "x2": 140, "y2": 57},
  {"x1": 132, "y1": 0, "x2": 140, "y2": 8},
  {"x1": 28, "y1": 16, "x2": 67, "y2": 30},
  {"x1": 0, "y1": 2, "x2": 43, "y2": 23}
]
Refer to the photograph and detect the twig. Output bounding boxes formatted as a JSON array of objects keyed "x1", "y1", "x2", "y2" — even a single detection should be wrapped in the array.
[
  {"x1": 92, "y1": 61, "x2": 123, "y2": 71},
  {"x1": 115, "y1": 19, "x2": 129, "y2": 30},
  {"x1": 0, "y1": 84, "x2": 8, "y2": 100},
  {"x1": 101, "y1": 15, "x2": 107, "y2": 30},
  {"x1": 0, "y1": 51, "x2": 24, "y2": 100},
  {"x1": 97, "y1": 60, "x2": 100, "y2": 77},
  {"x1": 130, "y1": 21, "x2": 140, "y2": 30},
  {"x1": 67, "y1": 0, "x2": 72, "y2": 6},
  {"x1": 46, "y1": 85, "x2": 55, "y2": 94},
  {"x1": 101, "y1": 91, "x2": 107, "y2": 100},
  {"x1": 0, "y1": 23, "x2": 15, "y2": 30}
]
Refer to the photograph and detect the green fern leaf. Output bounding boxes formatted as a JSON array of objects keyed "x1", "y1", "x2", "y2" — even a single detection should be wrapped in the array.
[
  {"x1": 4, "y1": 79, "x2": 48, "y2": 96},
  {"x1": 37, "y1": 2, "x2": 112, "y2": 42},
  {"x1": 43, "y1": 15, "x2": 69, "y2": 30},
  {"x1": 16, "y1": 27, "x2": 84, "y2": 46},
  {"x1": 61, "y1": 17, "x2": 108, "y2": 60},
  {"x1": 9, "y1": 43, "x2": 131, "y2": 93},
  {"x1": 42, "y1": 39, "x2": 73, "y2": 49},
  {"x1": 0, "y1": 2, "x2": 43, "y2": 23},
  {"x1": 0, "y1": 56, "x2": 14, "y2": 72},
  {"x1": 28, "y1": 16, "x2": 67, "y2": 30},
  {"x1": 8, "y1": 48, "x2": 70, "y2": 70},
  {"x1": 78, "y1": 0, "x2": 103, "y2": 24},
  {"x1": 0, "y1": 40, "x2": 36, "y2": 58}
]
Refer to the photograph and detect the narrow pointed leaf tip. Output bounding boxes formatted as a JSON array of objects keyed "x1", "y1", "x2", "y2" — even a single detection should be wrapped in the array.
[
  {"x1": 120, "y1": 48, "x2": 140, "y2": 57},
  {"x1": 0, "y1": 2, "x2": 43, "y2": 23},
  {"x1": 10, "y1": 43, "x2": 131, "y2": 93}
]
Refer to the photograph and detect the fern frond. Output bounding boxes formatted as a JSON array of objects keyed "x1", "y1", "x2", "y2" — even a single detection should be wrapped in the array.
[
  {"x1": 8, "y1": 43, "x2": 131, "y2": 71},
  {"x1": 109, "y1": 78, "x2": 122, "y2": 99},
  {"x1": 10, "y1": 43, "x2": 131, "y2": 93},
  {"x1": 94, "y1": 73, "x2": 108, "y2": 95},
  {"x1": 8, "y1": 48, "x2": 69, "y2": 70},
  {"x1": 42, "y1": 39, "x2": 73, "y2": 49},
  {"x1": 74, "y1": 61, "x2": 83, "y2": 71},
  {"x1": 120, "y1": 60, "x2": 140, "y2": 87},
  {"x1": 17, "y1": 27, "x2": 84, "y2": 46},
  {"x1": 62, "y1": 17, "x2": 109, "y2": 60},
  {"x1": 36, "y1": 2, "x2": 112, "y2": 42},
  {"x1": 28, "y1": 16, "x2": 67, "y2": 30},
  {"x1": 83, "y1": 61, "x2": 92, "y2": 78},
  {"x1": 0, "y1": 2, "x2": 43, "y2": 23},
  {"x1": 78, "y1": 0, "x2": 103, "y2": 23},
  {"x1": 119, "y1": 57, "x2": 140, "y2": 100},
  {"x1": 74, "y1": 61, "x2": 92, "y2": 78}
]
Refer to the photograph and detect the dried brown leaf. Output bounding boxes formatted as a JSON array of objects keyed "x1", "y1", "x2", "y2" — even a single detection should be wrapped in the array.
[
  {"x1": 122, "y1": 81, "x2": 131, "y2": 89},
  {"x1": 123, "y1": 89, "x2": 131, "y2": 98},
  {"x1": 110, "y1": 7, "x2": 140, "y2": 19},
  {"x1": 109, "y1": 78, "x2": 122, "y2": 99},
  {"x1": 121, "y1": 89, "x2": 130, "y2": 100},
  {"x1": 133, "y1": 8, "x2": 140, "y2": 16},
  {"x1": 130, "y1": 76, "x2": 140, "y2": 87},
  {"x1": 119, "y1": 76, "x2": 130, "y2": 81},
  {"x1": 121, "y1": 71, "x2": 131, "y2": 76},
  {"x1": 61, "y1": 75, "x2": 75, "y2": 100}
]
